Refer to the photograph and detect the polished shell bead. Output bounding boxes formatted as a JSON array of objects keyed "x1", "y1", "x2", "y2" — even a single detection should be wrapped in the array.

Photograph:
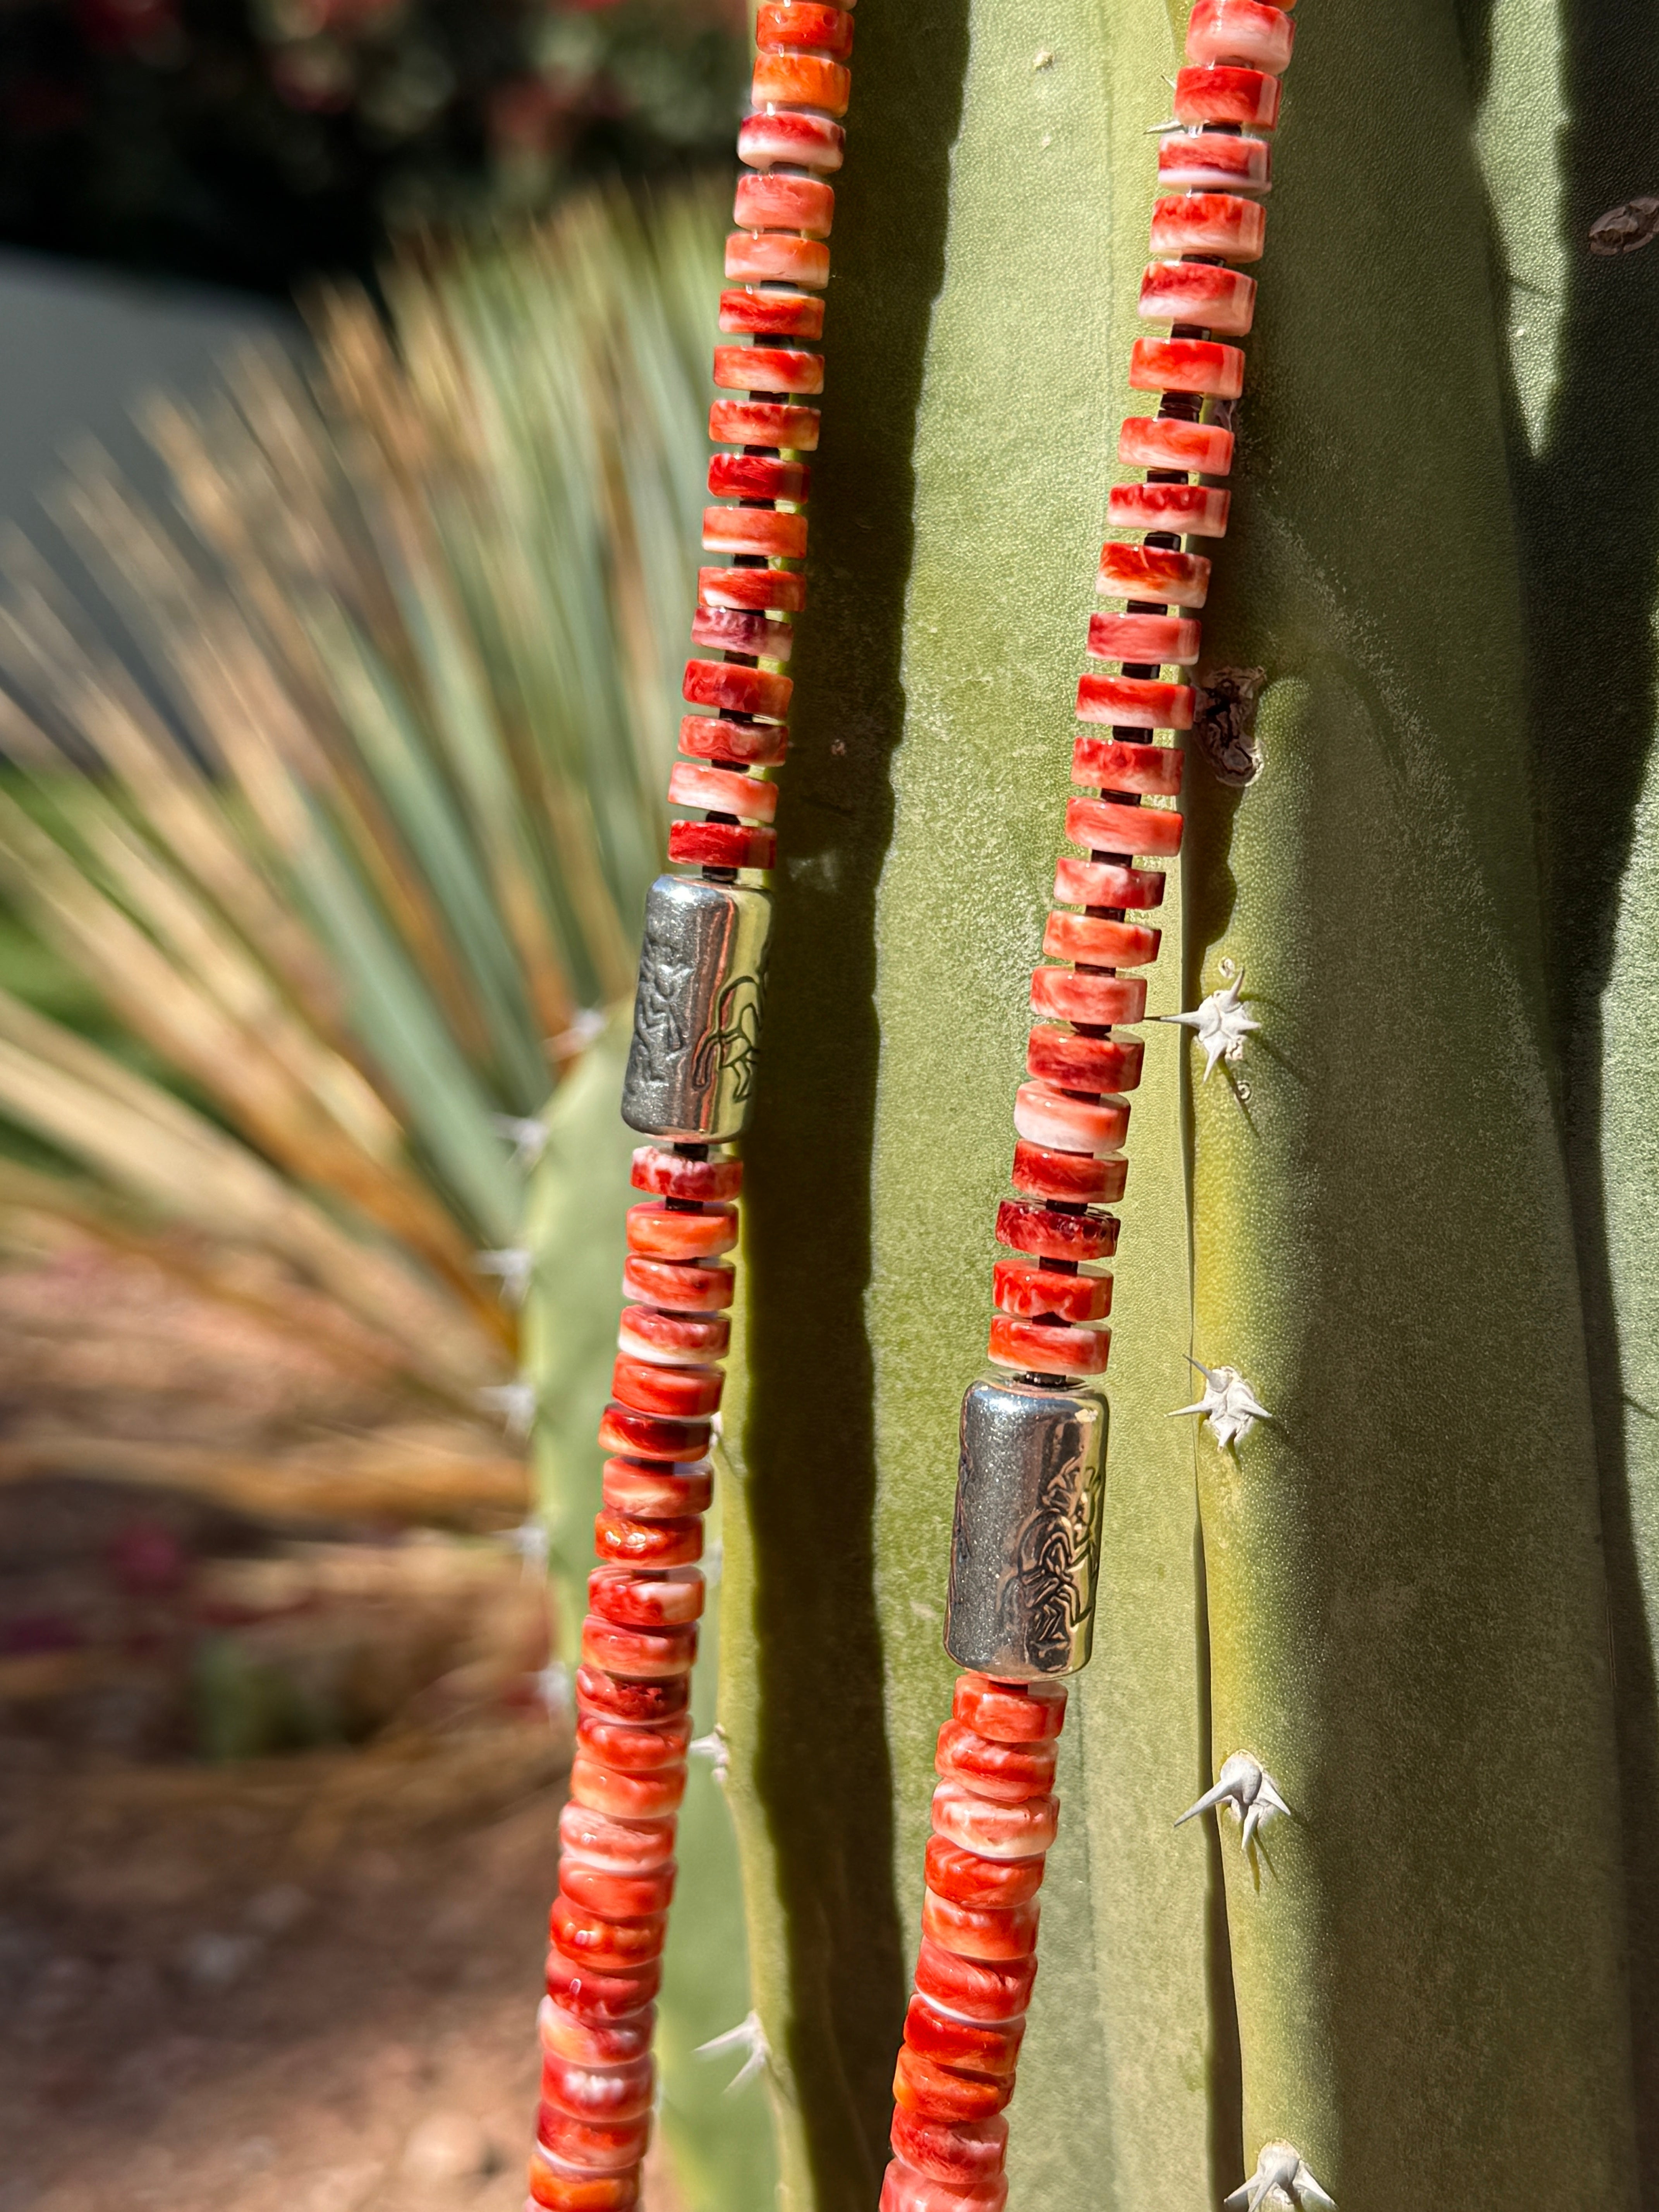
[
  {"x1": 936, "y1": 1718, "x2": 1059, "y2": 1801},
  {"x1": 1075, "y1": 673, "x2": 1195, "y2": 731},
  {"x1": 994, "y1": 1198, "x2": 1120, "y2": 1264},
  {"x1": 929, "y1": 1781, "x2": 1060, "y2": 1865},
  {"x1": 535, "y1": 2106, "x2": 653, "y2": 2174},
  {"x1": 718, "y1": 288, "x2": 824, "y2": 339},
  {"x1": 734, "y1": 171, "x2": 835, "y2": 235},
  {"x1": 572, "y1": 1665, "x2": 690, "y2": 1728},
  {"x1": 593, "y1": 1510, "x2": 706, "y2": 1571},
  {"x1": 1106, "y1": 480, "x2": 1231, "y2": 536},
  {"x1": 667, "y1": 819, "x2": 777, "y2": 871},
  {"x1": 601, "y1": 1459, "x2": 715, "y2": 1520},
  {"x1": 713, "y1": 344, "x2": 824, "y2": 395},
  {"x1": 617, "y1": 1302, "x2": 731, "y2": 1365},
  {"x1": 529, "y1": 2150, "x2": 642, "y2": 2210},
  {"x1": 708, "y1": 397, "x2": 821, "y2": 449},
  {"x1": 558, "y1": 1851, "x2": 678, "y2": 1917},
  {"x1": 1174, "y1": 61, "x2": 1282, "y2": 126},
  {"x1": 701, "y1": 505, "x2": 808, "y2": 559},
  {"x1": 682, "y1": 658, "x2": 792, "y2": 719},
  {"x1": 1053, "y1": 854, "x2": 1166, "y2": 910},
  {"x1": 559, "y1": 1796, "x2": 677, "y2": 1869},
  {"x1": 903, "y1": 1993, "x2": 1026, "y2": 2077},
  {"x1": 1158, "y1": 127, "x2": 1271, "y2": 192},
  {"x1": 912, "y1": 1931, "x2": 1037, "y2": 2019},
  {"x1": 1149, "y1": 191, "x2": 1266, "y2": 260},
  {"x1": 579, "y1": 1615, "x2": 698, "y2": 1682},
  {"x1": 1129, "y1": 335, "x2": 1245, "y2": 398},
  {"x1": 880, "y1": 2161, "x2": 1009, "y2": 2212},
  {"x1": 541, "y1": 2050, "x2": 657, "y2": 2123},
  {"x1": 737, "y1": 109, "x2": 845, "y2": 170},
  {"x1": 1028, "y1": 969, "x2": 1147, "y2": 1025},
  {"x1": 757, "y1": 1, "x2": 854, "y2": 57},
  {"x1": 1010, "y1": 1134, "x2": 1130, "y2": 1200},
  {"x1": 678, "y1": 711, "x2": 790, "y2": 765},
  {"x1": 544, "y1": 1943, "x2": 664, "y2": 2021},
  {"x1": 688, "y1": 610, "x2": 795, "y2": 664},
  {"x1": 991, "y1": 1257, "x2": 1113, "y2": 1324},
  {"x1": 1026, "y1": 1024, "x2": 1146, "y2": 1094},
  {"x1": 550, "y1": 1895, "x2": 668, "y2": 1972},
  {"x1": 988, "y1": 1314, "x2": 1110, "y2": 1378},
  {"x1": 725, "y1": 231, "x2": 831, "y2": 287},
  {"x1": 1084, "y1": 612, "x2": 1202, "y2": 666},
  {"x1": 625, "y1": 1201, "x2": 738, "y2": 1262},
  {"x1": 622, "y1": 1254, "x2": 735, "y2": 1313},
  {"x1": 597, "y1": 1405, "x2": 714, "y2": 1462},
  {"x1": 921, "y1": 1890, "x2": 1040, "y2": 1962},
  {"x1": 699, "y1": 562, "x2": 808, "y2": 611},
  {"x1": 752, "y1": 52, "x2": 851, "y2": 114},
  {"x1": 1013, "y1": 1075, "x2": 1132, "y2": 1152},
  {"x1": 893, "y1": 2045, "x2": 1012, "y2": 2122},
  {"x1": 668, "y1": 761, "x2": 778, "y2": 825},
  {"x1": 575, "y1": 1709, "x2": 694, "y2": 1775},
  {"x1": 889, "y1": 2111, "x2": 1009, "y2": 2187},
  {"x1": 568, "y1": 1755, "x2": 689, "y2": 1820},
  {"x1": 589, "y1": 1566, "x2": 705, "y2": 1631},
  {"x1": 707, "y1": 451, "x2": 810, "y2": 501},
  {"x1": 1138, "y1": 259, "x2": 1256, "y2": 333},
  {"x1": 953, "y1": 1674, "x2": 1068, "y2": 1743},
  {"x1": 924, "y1": 1835, "x2": 1046, "y2": 1907},
  {"x1": 1070, "y1": 734, "x2": 1185, "y2": 796},
  {"x1": 630, "y1": 1147, "x2": 743, "y2": 1202},
  {"x1": 1097, "y1": 541, "x2": 1211, "y2": 606},
  {"x1": 1118, "y1": 412, "x2": 1234, "y2": 473},
  {"x1": 610, "y1": 1355, "x2": 724, "y2": 1419},
  {"x1": 539, "y1": 1990, "x2": 658, "y2": 2065},
  {"x1": 1187, "y1": 0, "x2": 1294, "y2": 72},
  {"x1": 1066, "y1": 791, "x2": 1186, "y2": 856}
]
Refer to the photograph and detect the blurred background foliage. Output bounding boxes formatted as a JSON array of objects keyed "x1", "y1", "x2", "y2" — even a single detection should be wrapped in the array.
[{"x1": 0, "y1": 0, "x2": 746, "y2": 292}]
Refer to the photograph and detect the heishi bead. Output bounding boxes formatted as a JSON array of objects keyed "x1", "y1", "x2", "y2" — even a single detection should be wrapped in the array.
[
  {"x1": 1138, "y1": 259, "x2": 1257, "y2": 334},
  {"x1": 679, "y1": 711, "x2": 790, "y2": 765},
  {"x1": 1013, "y1": 1076, "x2": 1132, "y2": 1153},
  {"x1": 890, "y1": 2111, "x2": 1010, "y2": 2187},
  {"x1": 701, "y1": 505, "x2": 809, "y2": 559},
  {"x1": 682, "y1": 658, "x2": 792, "y2": 719},
  {"x1": 924, "y1": 1836, "x2": 1046, "y2": 1906},
  {"x1": 588, "y1": 1566, "x2": 706, "y2": 1630},
  {"x1": 712, "y1": 344, "x2": 824, "y2": 395},
  {"x1": 630, "y1": 1146, "x2": 742, "y2": 1202},
  {"x1": 625, "y1": 1201, "x2": 738, "y2": 1261},
  {"x1": 575, "y1": 1708, "x2": 693, "y2": 1773},
  {"x1": 1070, "y1": 734, "x2": 1185, "y2": 797},
  {"x1": 579, "y1": 1615, "x2": 699, "y2": 1678},
  {"x1": 913, "y1": 1930, "x2": 1041, "y2": 2013},
  {"x1": 992, "y1": 1257, "x2": 1113, "y2": 1324},
  {"x1": 757, "y1": 1, "x2": 855, "y2": 57},
  {"x1": 536, "y1": 2110, "x2": 653, "y2": 2173},
  {"x1": 1118, "y1": 413, "x2": 1235, "y2": 474},
  {"x1": 707, "y1": 451, "x2": 810, "y2": 501},
  {"x1": 752, "y1": 52, "x2": 851, "y2": 113},
  {"x1": 559, "y1": 1800, "x2": 677, "y2": 1873},
  {"x1": 1028, "y1": 967, "x2": 1147, "y2": 1024},
  {"x1": 708, "y1": 398, "x2": 821, "y2": 450},
  {"x1": 718, "y1": 288, "x2": 824, "y2": 340},
  {"x1": 545, "y1": 1945, "x2": 664, "y2": 2021},
  {"x1": 1158, "y1": 128, "x2": 1272, "y2": 192},
  {"x1": 881, "y1": 2163, "x2": 1010, "y2": 2212},
  {"x1": 1149, "y1": 192, "x2": 1266, "y2": 260},
  {"x1": 530, "y1": 2152, "x2": 642, "y2": 2212},
  {"x1": 1011, "y1": 1132, "x2": 1132, "y2": 1196},
  {"x1": 601, "y1": 1459, "x2": 715, "y2": 1518},
  {"x1": 1187, "y1": 0, "x2": 1294, "y2": 72},
  {"x1": 699, "y1": 562, "x2": 809, "y2": 611},
  {"x1": 1052, "y1": 854, "x2": 1166, "y2": 909},
  {"x1": 988, "y1": 1315, "x2": 1109, "y2": 1378},
  {"x1": 725, "y1": 231, "x2": 832, "y2": 287},
  {"x1": 921, "y1": 1891, "x2": 1040, "y2": 1962},
  {"x1": 1128, "y1": 335, "x2": 1245, "y2": 398},
  {"x1": 1097, "y1": 541, "x2": 1211, "y2": 606},
  {"x1": 617, "y1": 1301, "x2": 731, "y2": 1361},
  {"x1": 539, "y1": 1992, "x2": 658, "y2": 2064},
  {"x1": 733, "y1": 172, "x2": 836, "y2": 237},
  {"x1": 1065, "y1": 792, "x2": 1185, "y2": 858},
  {"x1": 667, "y1": 819, "x2": 777, "y2": 870},
  {"x1": 995, "y1": 1198, "x2": 1120, "y2": 1264},
  {"x1": 593, "y1": 1507, "x2": 706, "y2": 1568},
  {"x1": 1106, "y1": 480, "x2": 1231, "y2": 536},
  {"x1": 559, "y1": 1854, "x2": 679, "y2": 1917},
  {"x1": 1026, "y1": 1025, "x2": 1146, "y2": 1094},
  {"x1": 953, "y1": 1675, "x2": 1068, "y2": 1743},
  {"x1": 937, "y1": 1719, "x2": 1059, "y2": 1800},
  {"x1": 1041, "y1": 911, "x2": 1161, "y2": 966},
  {"x1": 893, "y1": 2046, "x2": 1013, "y2": 2122},
  {"x1": 610, "y1": 1353, "x2": 724, "y2": 1418},
  {"x1": 570, "y1": 1666, "x2": 690, "y2": 1726},
  {"x1": 903, "y1": 1993, "x2": 1027, "y2": 2075},
  {"x1": 736, "y1": 109, "x2": 845, "y2": 170},
  {"x1": 668, "y1": 762, "x2": 778, "y2": 825},
  {"x1": 1084, "y1": 613, "x2": 1202, "y2": 666},
  {"x1": 596, "y1": 1405, "x2": 713, "y2": 1462},
  {"x1": 1173, "y1": 61, "x2": 1282, "y2": 127},
  {"x1": 688, "y1": 609, "x2": 795, "y2": 662},
  {"x1": 541, "y1": 2051, "x2": 658, "y2": 2123},
  {"x1": 621, "y1": 1254, "x2": 734, "y2": 1312},
  {"x1": 568, "y1": 1757, "x2": 689, "y2": 1820},
  {"x1": 1074, "y1": 674, "x2": 1195, "y2": 732}
]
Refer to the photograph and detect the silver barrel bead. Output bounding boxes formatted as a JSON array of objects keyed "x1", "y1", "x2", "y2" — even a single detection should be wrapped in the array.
[
  {"x1": 945, "y1": 1376, "x2": 1108, "y2": 1679},
  {"x1": 622, "y1": 874, "x2": 771, "y2": 1144}
]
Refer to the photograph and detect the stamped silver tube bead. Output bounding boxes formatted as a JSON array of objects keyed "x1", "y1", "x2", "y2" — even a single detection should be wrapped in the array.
[
  {"x1": 622, "y1": 874, "x2": 772, "y2": 1144},
  {"x1": 945, "y1": 1376, "x2": 1108, "y2": 1679}
]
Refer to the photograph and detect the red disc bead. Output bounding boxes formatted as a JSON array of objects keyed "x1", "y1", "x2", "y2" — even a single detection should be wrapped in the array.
[
  {"x1": 1138, "y1": 259, "x2": 1257, "y2": 335},
  {"x1": 1010, "y1": 1135, "x2": 1129, "y2": 1202},
  {"x1": 610, "y1": 1355, "x2": 723, "y2": 1420},
  {"x1": 1052, "y1": 854, "x2": 1166, "y2": 910},
  {"x1": 725, "y1": 232, "x2": 831, "y2": 288},
  {"x1": 1085, "y1": 612, "x2": 1202, "y2": 667},
  {"x1": 988, "y1": 1314, "x2": 1109, "y2": 1378},
  {"x1": 550, "y1": 1894, "x2": 668, "y2": 1972},
  {"x1": 707, "y1": 451, "x2": 811, "y2": 502},
  {"x1": 545, "y1": 1944, "x2": 664, "y2": 2021},
  {"x1": 1028, "y1": 969, "x2": 1147, "y2": 1026},
  {"x1": 617, "y1": 1303, "x2": 731, "y2": 1364},
  {"x1": 539, "y1": 1991, "x2": 658, "y2": 2066},
  {"x1": 913, "y1": 1932, "x2": 1039, "y2": 2018},
  {"x1": 528, "y1": 2156, "x2": 641, "y2": 2212},
  {"x1": 568, "y1": 1755, "x2": 689, "y2": 1821},
  {"x1": 597, "y1": 1405, "x2": 713, "y2": 1462},
  {"x1": 1075, "y1": 675, "x2": 1195, "y2": 733},
  {"x1": 1173, "y1": 62, "x2": 1282, "y2": 126},
  {"x1": 560, "y1": 1796, "x2": 678, "y2": 1872},
  {"x1": 903, "y1": 1992, "x2": 1027, "y2": 2078},
  {"x1": 579, "y1": 1615, "x2": 699, "y2": 1678},
  {"x1": 626, "y1": 1203, "x2": 738, "y2": 1262},
  {"x1": 682, "y1": 657, "x2": 792, "y2": 719},
  {"x1": 1187, "y1": 0, "x2": 1294, "y2": 72},
  {"x1": 1118, "y1": 412, "x2": 1235, "y2": 474},
  {"x1": 708, "y1": 397, "x2": 821, "y2": 450},
  {"x1": 890, "y1": 2111, "x2": 1009, "y2": 2187},
  {"x1": 752, "y1": 53, "x2": 851, "y2": 114},
  {"x1": 1012, "y1": 1077, "x2": 1130, "y2": 1156},
  {"x1": 733, "y1": 172, "x2": 836, "y2": 236},
  {"x1": 995, "y1": 1197, "x2": 1120, "y2": 1264},
  {"x1": 718, "y1": 288, "x2": 824, "y2": 340},
  {"x1": 1070, "y1": 733, "x2": 1185, "y2": 796},
  {"x1": 930, "y1": 1779, "x2": 1061, "y2": 1863},
  {"x1": 594, "y1": 1506, "x2": 706, "y2": 1567},
  {"x1": 936, "y1": 1718, "x2": 1059, "y2": 1802},
  {"x1": 541, "y1": 2051, "x2": 656, "y2": 2124},
  {"x1": 669, "y1": 761, "x2": 777, "y2": 825},
  {"x1": 924, "y1": 1835, "x2": 1046, "y2": 1908},
  {"x1": 535, "y1": 2107, "x2": 652, "y2": 2174},
  {"x1": 921, "y1": 1890, "x2": 1039, "y2": 1963},
  {"x1": 678, "y1": 711, "x2": 790, "y2": 765},
  {"x1": 559, "y1": 1850, "x2": 679, "y2": 1916},
  {"x1": 892, "y1": 2045, "x2": 1012, "y2": 2123},
  {"x1": 1042, "y1": 910, "x2": 1161, "y2": 966},
  {"x1": 668, "y1": 819, "x2": 778, "y2": 871},
  {"x1": 1097, "y1": 541, "x2": 1211, "y2": 607},
  {"x1": 953, "y1": 1674, "x2": 1067, "y2": 1743},
  {"x1": 757, "y1": 1, "x2": 854, "y2": 57},
  {"x1": 702, "y1": 505, "x2": 809, "y2": 560},
  {"x1": 1106, "y1": 480, "x2": 1231, "y2": 536},
  {"x1": 1158, "y1": 128, "x2": 1271, "y2": 192},
  {"x1": 589, "y1": 1566, "x2": 706, "y2": 1630},
  {"x1": 622, "y1": 1254, "x2": 735, "y2": 1313},
  {"x1": 687, "y1": 606, "x2": 794, "y2": 661},
  {"x1": 699, "y1": 564, "x2": 808, "y2": 613},
  {"x1": 601, "y1": 1460, "x2": 714, "y2": 1521},
  {"x1": 713, "y1": 345, "x2": 824, "y2": 395},
  {"x1": 1149, "y1": 192, "x2": 1266, "y2": 261},
  {"x1": 1129, "y1": 335, "x2": 1245, "y2": 398},
  {"x1": 737, "y1": 109, "x2": 845, "y2": 170},
  {"x1": 1065, "y1": 792, "x2": 1185, "y2": 857},
  {"x1": 570, "y1": 1669, "x2": 690, "y2": 1731},
  {"x1": 991, "y1": 1258, "x2": 1112, "y2": 1324},
  {"x1": 630, "y1": 1146, "x2": 743, "y2": 1203},
  {"x1": 575, "y1": 1708, "x2": 694, "y2": 1774},
  {"x1": 880, "y1": 2161, "x2": 1009, "y2": 2212}
]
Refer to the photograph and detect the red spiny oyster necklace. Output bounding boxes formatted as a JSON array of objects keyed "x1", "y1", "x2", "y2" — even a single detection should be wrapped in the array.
[{"x1": 524, "y1": 0, "x2": 1297, "y2": 2205}]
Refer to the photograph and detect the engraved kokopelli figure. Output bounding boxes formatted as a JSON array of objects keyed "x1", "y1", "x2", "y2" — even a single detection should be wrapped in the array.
[
  {"x1": 690, "y1": 974, "x2": 764, "y2": 1104},
  {"x1": 633, "y1": 925, "x2": 697, "y2": 1080}
]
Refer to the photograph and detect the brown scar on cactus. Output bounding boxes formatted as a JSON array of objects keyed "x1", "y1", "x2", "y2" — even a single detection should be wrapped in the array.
[
  {"x1": 1193, "y1": 665, "x2": 1267, "y2": 785},
  {"x1": 1589, "y1": 196, "x2": 1659, "y2": 254}
]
